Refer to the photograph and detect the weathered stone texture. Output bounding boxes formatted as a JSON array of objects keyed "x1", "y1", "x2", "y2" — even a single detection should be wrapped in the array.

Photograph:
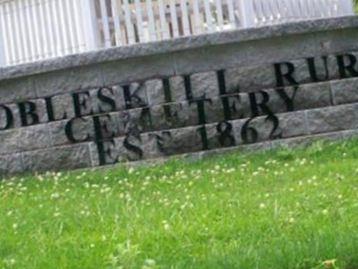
[
  {"x1": 0, "y1": 125, "x2": 51, "y2": 154},
  {"x1": 0, "y1": 153, "x2": 23, "y2": 175},
  {"x1": 270, "y1": 131, "x2": 344, "y2": 149},
  {"x1": 146, "y1": 76, "x2": 188, "y2": 106},
  {"x1": 331, "y1": 77, "x2": 358, "y2": 105},
  {"x1": 306, "y1": 104, "x2": 358, "y2": 134},
  {"x1": 225, "y1": 65, "x2": 275, "y2": 93},
  {"x1": 22, "y1": 144, "x2": 92, "y2": 172},
  {"x1": 35, "y1": 65, "x2": 103, "y2": 98},
  {"x1": 101, "y1": 54, "x2": 176, "y2": 86},
  {"x1": 0, "y1": 78, "x2": 35, "y2": 104}
]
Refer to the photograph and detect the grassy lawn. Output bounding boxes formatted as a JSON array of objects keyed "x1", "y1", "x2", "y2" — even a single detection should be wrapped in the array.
[{"x1": 0, "y1": 139, "x2": 357, "y2": 269}]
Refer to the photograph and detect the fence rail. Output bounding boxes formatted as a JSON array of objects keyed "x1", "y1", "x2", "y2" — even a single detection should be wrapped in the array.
[{"x1": 0, "y1": 0, "x2": 354, "y2": 67}]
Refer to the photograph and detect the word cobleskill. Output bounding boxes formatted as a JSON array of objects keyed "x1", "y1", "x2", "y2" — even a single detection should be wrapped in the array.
[
  {"x1": 0, "y1": 53, "x2": 358, "y2": 165},
  {"x1": 0, "y1": 53, "x2": 356, "y2": 131}
]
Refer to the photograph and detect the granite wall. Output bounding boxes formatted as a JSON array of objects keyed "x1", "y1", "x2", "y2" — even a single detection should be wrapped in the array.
[{"x1": 2, "y1": 16, "x2": 358, "y2": 174}]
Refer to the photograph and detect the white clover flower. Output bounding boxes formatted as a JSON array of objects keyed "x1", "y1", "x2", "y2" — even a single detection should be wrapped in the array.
[
  {"x1": 322, "y1": 259, "x2": 337, "y2": 268},
  {"x1": 53, "y1": 212, "x2": 61, "y2": 217},
  {"x1": 51, "y1": 193, "x2": 60, "y2": 199},
  {"x1": 144, "y1": 259, "x2": 156, "y2": 266},
  {"x1": 5, "y1": 258, "x2": 16, "y2": 266}
]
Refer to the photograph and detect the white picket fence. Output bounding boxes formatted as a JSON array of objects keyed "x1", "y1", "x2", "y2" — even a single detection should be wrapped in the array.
[{"x1": 0, "y1": 0, "x2": 354, "y2": 67}]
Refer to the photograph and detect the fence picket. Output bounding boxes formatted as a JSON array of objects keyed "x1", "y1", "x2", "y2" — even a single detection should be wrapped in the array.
[
  {"x1": 73, "y1": 0, "x2": 86, "y2": 52},
  {"x1": 0, "y1": 4, "x2": 11, "y2": 64},
  {"x1": 192, "y1": 0, "x2": 201, "y2": 34},
  {"x1": 13, "y1": 0, "x2": 25, "y2": 62},
  {"x1": 67, "y1": 0, "x2": 81, "y2": 52},
  {"x1": 203, "y1": 0, "x2": 213, "y2": 32},
  {"x1": 0, "y1": 0, "x2": 355, "y2": 66},
  {"x1": 134, "y1": 0, "x2": 144, "y2": 42},
  {"x1": 44, "y1": 0, "x2": 55, "y2": 57},
  {"x1": 226, "y1": 0, "x2": 235, "y2": 26},
  {"x1": 341, "y1": 0, "x2": 354, "y2": 15},
  {"x1": 146, "y1": 0, "x2": 157, "y2": 41},
  {"x1": 52, "y1": 0, "x2": 63, "y2": 56},
  {"x1": 58, "y1": 0, "x2": 70, "y2": 54},
  {"x1": 24, "y1": 0, "x2": 36, "y2": 60},
  {"x1": 111, "y1": 0, "x2": 122, "y2": 46},
  {"x1": 239, "y1": 0, "x2": 255, "y2": 27},
  {"x1": 39, "y1": 0, "x2": 50, "y2": 57},
  {"x1": 99, "y1": 0, "x2": 111, "y2": 48},
  {"x1": 180, "y1": 0, "x2": 190, "y2": 35},
  {"x1": 169, "y1": 0, "x2": 179, "y2": 37},
  {"x1": 6, "y1": 2, "x2": 18, "y2": 63},
  {"x1": 123, "y1": 0, "x2": 135, "y2": 44},
  {"x1": 157, "y1": 0, "x2": 169, "y2": 39},
  {"x1": 215, "y1": 0, "x2": 224, "y2": 30}
]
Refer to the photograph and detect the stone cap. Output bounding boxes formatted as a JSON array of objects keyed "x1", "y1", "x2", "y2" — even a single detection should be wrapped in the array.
[{"x1": 1, "y1": 15, "x2": 358, "y2": 81}]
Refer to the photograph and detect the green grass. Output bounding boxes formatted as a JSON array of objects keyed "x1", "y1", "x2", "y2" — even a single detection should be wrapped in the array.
[{"x1": 1, "y1": 139, "x2": 358, "y2": 269}]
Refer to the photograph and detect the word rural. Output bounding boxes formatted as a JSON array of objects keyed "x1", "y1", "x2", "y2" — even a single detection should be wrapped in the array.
[{"x1": 1, "y1": 53, "x2": 358, "y2": 165}]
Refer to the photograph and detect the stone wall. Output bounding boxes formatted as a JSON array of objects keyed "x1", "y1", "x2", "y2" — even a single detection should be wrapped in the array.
[{"x1": 2, "y1": 16, "x2": 358, "y2": 174}]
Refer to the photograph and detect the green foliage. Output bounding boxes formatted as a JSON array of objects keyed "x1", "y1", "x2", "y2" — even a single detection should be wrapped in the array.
[{"x1": 0, "y1": 139, "x2": 358, "y2": 269}]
